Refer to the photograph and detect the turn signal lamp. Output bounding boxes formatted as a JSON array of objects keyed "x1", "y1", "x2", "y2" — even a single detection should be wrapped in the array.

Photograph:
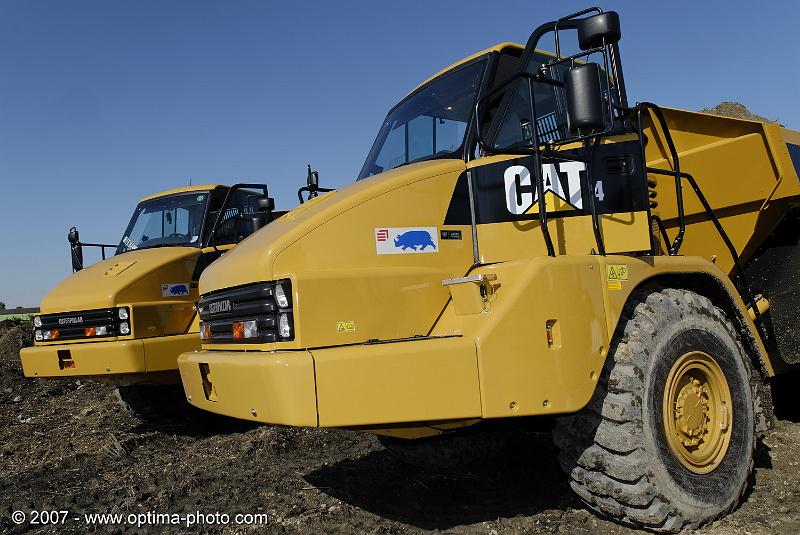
[
  {"x1": 232, "y1": 320, "x2": 258, "y2": 339},
  {"x1": 201, "y1": 323, "x2": 212, "y2": 340},
  {"x1": 42, "y1": 330, "x2": 60, "y2": 341}
]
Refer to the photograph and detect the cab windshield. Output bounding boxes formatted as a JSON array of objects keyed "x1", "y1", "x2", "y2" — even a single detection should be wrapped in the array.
[
  {"x1": 358, "y1": 59, "x2": 487, "y2": 180},
  {"x1": 116, "y1": 192, "x2": 209, "y2": 254}
]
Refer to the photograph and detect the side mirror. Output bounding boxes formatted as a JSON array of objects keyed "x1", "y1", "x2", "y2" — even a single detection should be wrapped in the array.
[
  {"x1": 257, "y1": 197, "x2": 275, "y2": 212},
  {"x1": 307, "y1": 165, "x2": 319, "y2": 188},
  {"x1": 68, "y1": 226, "x2": 84, "y2": 272},
  {"x1": 577, "y1": 11, "x2": 621, "y2": 50},
  {"x1": 251, "y1": 196, "x2": 275, "y2": 232},
  {"x1": 564, "y1": 63, "x2": 605, "y2": 135},
  {"x1": 298, "y1": 164, "x2": 332, "y2": 203},
  {"x1": 251, "y1": 213, "x2": 267, "y2": 233}
]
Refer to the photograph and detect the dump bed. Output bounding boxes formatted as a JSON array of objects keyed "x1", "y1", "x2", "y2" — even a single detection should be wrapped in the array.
[{"x1": 643, "y1": 108, "x2": 800, "y2": 274}]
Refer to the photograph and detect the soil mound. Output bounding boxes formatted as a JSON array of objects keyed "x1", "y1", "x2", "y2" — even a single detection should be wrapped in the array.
[{"x1": 700, "y1": 101, "x2": 776, "y2": 123}]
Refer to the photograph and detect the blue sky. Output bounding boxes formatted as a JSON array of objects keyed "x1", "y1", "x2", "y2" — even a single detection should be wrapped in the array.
[{"x1": 1, "y1": 0, "x2": 798, "y2": 307}]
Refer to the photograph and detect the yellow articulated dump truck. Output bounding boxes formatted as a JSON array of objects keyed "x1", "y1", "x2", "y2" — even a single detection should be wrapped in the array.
[
  {"x1": 20, "y1": 183, "x2": 276, "y2": 417},
  {"x1": 177, "y1": 7, "x2": 799, "y2": 531}
]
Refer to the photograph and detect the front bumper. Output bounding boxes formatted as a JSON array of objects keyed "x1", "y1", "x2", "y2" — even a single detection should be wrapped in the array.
[
  {"x1": 20, "y1": 333, "x2": 200, "y2": 379},
  {"x1": 177, "y1": 349, "x2": 318, "y2": 426},
  {"x1": 178, "y1": 337, "x2": 482, "y2": 428}
]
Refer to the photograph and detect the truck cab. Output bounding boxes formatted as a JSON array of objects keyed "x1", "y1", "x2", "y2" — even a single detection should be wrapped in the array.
[{"x1": 20, "y1": 183, "x2": 274, "y2": 405}]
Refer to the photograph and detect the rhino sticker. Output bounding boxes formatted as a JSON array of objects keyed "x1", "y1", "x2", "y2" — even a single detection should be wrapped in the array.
[
  {"x1": 375, "y1": 227, "x2": 439, "y2": 255},
  {"x1": 162, "y1": 283, "x2": 190, "y2": 297}
]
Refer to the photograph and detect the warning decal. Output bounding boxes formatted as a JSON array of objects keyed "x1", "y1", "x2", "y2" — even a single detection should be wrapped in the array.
[
  {"x1": 336, "y1": 321, "x2": 356, "y2": 333},
  {"x1": 606, "y1": 264, "x2": 629, "y2": 291}
]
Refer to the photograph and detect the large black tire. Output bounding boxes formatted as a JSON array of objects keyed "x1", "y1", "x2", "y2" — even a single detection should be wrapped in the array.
[
  {"x1": 115, "y1": 383, "x2": 192, "y2": 421},
  {"x1": 553, "y1": 288, "x2": 757, "y2": 532}
]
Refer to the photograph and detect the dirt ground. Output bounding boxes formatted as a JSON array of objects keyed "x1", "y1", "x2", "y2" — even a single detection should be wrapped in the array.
[{"x1": 1, "y1": 319, "x2": 800, "y2": 534}]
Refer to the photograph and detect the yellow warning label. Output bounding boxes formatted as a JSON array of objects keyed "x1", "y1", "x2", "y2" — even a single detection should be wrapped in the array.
[
  {"x1": 607, "y1": 281, "x2": 623, "y2": 291},
  {"x1": 336, "y1": 321, "x2": 356, "y2": 333},
  {"x1": 607, "y1": 264, "x2": 629, "y2": 282}
]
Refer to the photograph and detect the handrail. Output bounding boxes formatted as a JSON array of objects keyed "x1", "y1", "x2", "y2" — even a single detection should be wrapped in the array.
[
  {"x1": 637, "y1": 102, "x2": 686, "y2": 255},
  {"x1": 634, "y1": 102, "x2": 768, "y2": 343}
]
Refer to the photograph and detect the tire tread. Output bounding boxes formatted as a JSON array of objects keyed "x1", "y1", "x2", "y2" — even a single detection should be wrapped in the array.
[{"x1": 553, "y1": 288, "x2": 756, "y2": 532}]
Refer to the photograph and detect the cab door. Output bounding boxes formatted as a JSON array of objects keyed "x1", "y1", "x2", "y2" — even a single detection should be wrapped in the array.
[
  {"x1": 461, "y1": 50, "x2": 652, "y2": 263},
  {"x1": 193, "y1": 186, "x2": 269, "y2": 280}
]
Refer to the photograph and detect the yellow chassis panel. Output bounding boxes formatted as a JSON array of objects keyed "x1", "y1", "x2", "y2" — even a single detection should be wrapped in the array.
[
  {"x1": 177, "y1": 350, "x2": 318, "y2": 426},
  {"x1": 20, "y1": 333, "x2": 199, "y2": 378},
  {"x1": 313, "y1": 337, "x2": 481, "y2": 427}
]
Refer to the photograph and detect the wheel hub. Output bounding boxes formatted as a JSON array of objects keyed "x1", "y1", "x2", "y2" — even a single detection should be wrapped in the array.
[
  {"x1": 663, "y1": 351, "x2": 732, "y2": 474},
  {"x1": 674, "y1": 378, "x2": 710, "y2": 445}
]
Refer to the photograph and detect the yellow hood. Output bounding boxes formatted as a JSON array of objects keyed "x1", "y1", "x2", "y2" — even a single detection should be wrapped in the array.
[
  {"x1": 199, "y1": 159, "x2": 464, "y2": 294},
  {"x1": 41, "y1": 247, "x2": 201, "y2": 313}
]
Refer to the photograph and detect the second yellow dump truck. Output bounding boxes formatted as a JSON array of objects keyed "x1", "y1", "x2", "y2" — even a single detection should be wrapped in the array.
[
  {"x1": 20, "y1": 183, "x2": 275, "y2": 416},
  {"x1": 178, "y1": 7, "x2": 800, "y2": 531}
]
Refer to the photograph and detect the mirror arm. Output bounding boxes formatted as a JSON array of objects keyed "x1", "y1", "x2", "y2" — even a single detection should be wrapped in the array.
[
  {"x1": 553, "y1": 7, "x2": 604, "y2": 58},
  {"x1": 520, "y1": 18, "x2": 580, "y2": 68},
  {"x1": 67, "y1": 226, "x2": 116, "y2": 271},
  {"x1": 543, "y1": 45, "x2": 605, "y2": 70},
  {"x1": 298, "y1": 187, "x2": 309, "y2": 204},
  {"x1": 298, "y1": 185, "x2": 335, "y2": 204}
]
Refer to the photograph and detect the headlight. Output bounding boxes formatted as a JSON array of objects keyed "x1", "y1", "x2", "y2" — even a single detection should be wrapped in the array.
[
  {"x1": 278, "y1": 313, "x2": 292, "y2": 339},
  {"x1": 33, "y1": 316, "x2": 42, "y2": 328},
  {"x1": 243, "y1": 320, "x2": 258, "y2": 339},
  {"x1": 118, "y1": 307, "x2": 129, "y2": 320},
  {"x1": 119, "y1": 322, "x2": 130, "y2": 335},
  {"x1": 275, "y1": 282, "x2": 290, "y2": 308},
  {"x1": 35, "y1": 330, "x2": 43, "y2": 341}
]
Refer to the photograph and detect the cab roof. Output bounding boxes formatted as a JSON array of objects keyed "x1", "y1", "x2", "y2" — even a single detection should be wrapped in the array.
[
  {"x1": 408, "y1": 42, "x2": 524, "y2": 97},
  {"x1": 140, "y1": 184, "x2": 224, "y2": 202}
]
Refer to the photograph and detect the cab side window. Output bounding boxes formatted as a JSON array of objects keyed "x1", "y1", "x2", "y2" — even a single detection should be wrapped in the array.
[
  {"x1": 205, "y1": 189, "x2": 261, "y2": 246},
  {"x1": 491, "y1": 52, "x2": 570, "y2": 150},
  {"x1": 490, "y1": 51, "x2": 616, "y2": 151}
]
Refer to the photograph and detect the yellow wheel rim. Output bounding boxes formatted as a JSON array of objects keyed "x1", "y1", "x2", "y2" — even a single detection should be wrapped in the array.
[{"x1": 662, "y1": 351, "x2": 733, "y2": 474}]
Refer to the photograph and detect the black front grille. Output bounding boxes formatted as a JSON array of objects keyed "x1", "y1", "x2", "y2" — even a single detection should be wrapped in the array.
[
  {"x1": 37, "y1": 308, "x2": 121, "y2": 341},
  {"x1": 199, "y1": 282, "x2": 288, "y2": 343}
]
